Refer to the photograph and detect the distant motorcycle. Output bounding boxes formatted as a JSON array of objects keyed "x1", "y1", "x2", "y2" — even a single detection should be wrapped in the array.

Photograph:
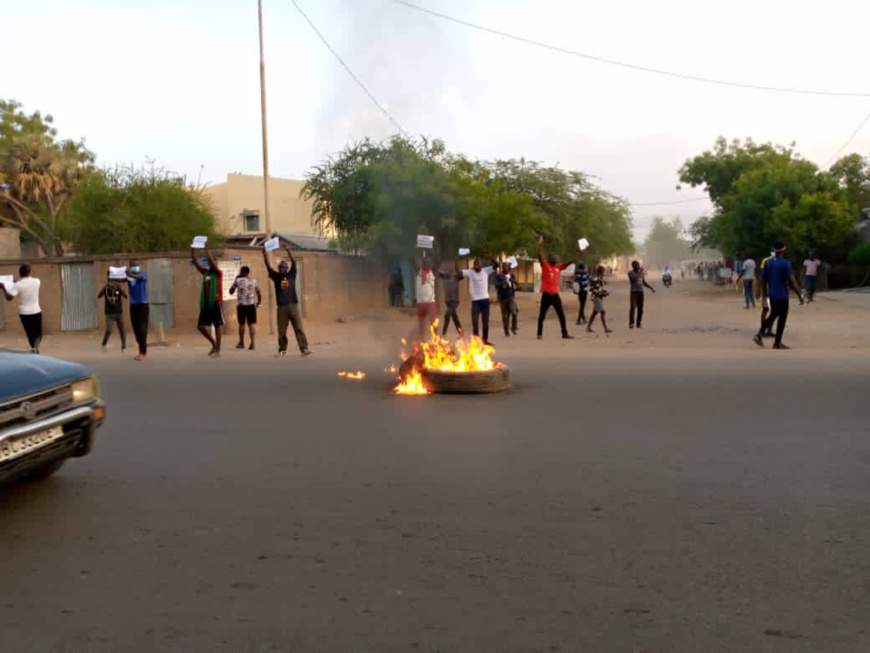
[{"x1": 662, "y1": 271, "x2": 673, "y2": 288}]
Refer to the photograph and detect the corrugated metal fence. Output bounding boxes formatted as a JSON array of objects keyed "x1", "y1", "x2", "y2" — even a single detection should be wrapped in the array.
[
  {"x1": 61, "y1": 263, "x2": 98, "y2": 331},
  {"x1": 147, "y1": 258, "x2": 174, "y2": 329}
]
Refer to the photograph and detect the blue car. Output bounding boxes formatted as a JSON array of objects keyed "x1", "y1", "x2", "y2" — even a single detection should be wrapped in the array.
[{"x1": 0, "y1": 350, "x2": 106, "y2": 485}]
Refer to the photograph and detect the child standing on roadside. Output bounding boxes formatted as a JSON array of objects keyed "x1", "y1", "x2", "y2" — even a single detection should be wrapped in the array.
[
  {"x1": 586, "y1": 265, "x2": 613, "y2": 334},
  {"x1": 98, "y1": 271, "x2": 127, "y2": 352}
]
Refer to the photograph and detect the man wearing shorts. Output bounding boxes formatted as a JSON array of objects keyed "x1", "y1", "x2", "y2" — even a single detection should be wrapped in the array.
[
  {"x1": 191, "y1": 241, "x2": 223, "y2": 357},
  {"x1": 230, "y1": 266, "x2": 261, "y2": 350},
  {"x1": 586, "y1": 265, "x2": 613, "y2": 333}
]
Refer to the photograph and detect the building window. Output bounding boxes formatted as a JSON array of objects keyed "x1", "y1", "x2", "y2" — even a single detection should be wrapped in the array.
[{"x1": 243, "y1": 211, "x2": 260, "y2": 232}]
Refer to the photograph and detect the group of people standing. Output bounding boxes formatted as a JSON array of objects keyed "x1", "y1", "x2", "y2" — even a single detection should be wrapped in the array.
[
  {"x1": 188, "y1": 241, "x2": 311, "y2": 358},
  {"x1": 0, "y1": 241, "x2": 312, "y2": 361},
  {"x1": 414, "y1": 248, "x2": 517, "y2": 345},
  {"x1": 412, "y1": 235, "x2": 660, "y2": 343},
  {"x1": 0, "y1": 260, "x2": 151, "y2": 359}
]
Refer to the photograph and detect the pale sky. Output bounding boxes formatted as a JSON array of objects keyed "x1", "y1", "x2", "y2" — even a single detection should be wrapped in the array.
[{"x1": 6, "y1": 0, "x2": 870, "y2": 241}]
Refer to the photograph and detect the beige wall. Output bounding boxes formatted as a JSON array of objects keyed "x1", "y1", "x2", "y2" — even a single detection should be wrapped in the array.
[
  {"x1": 205, "y1": 174, "x2": 320, "y2": 237},
  {"x1": 0, "y1": 228, "x2": 21, "y2": 259}
]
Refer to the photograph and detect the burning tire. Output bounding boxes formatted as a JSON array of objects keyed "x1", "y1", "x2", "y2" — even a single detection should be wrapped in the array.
[{"x1": 420, "y1": 364, "x2": 512, "y2": 394}]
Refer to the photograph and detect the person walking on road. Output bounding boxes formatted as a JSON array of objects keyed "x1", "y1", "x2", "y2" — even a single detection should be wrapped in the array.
[
  {"x1": 735, "y1": 254, "x2": 756, "y2": 309},
  {"x1": 495, "y1": 262, "x2": 518, "y2": 337},
  {"x1": 753, "y1": 242, "x2": 804, "y2": 350},
  {"x1": 462, "y1": 253, "x2": 498, "y2": 345},
  {"x1": 98, "y1": 271, "x2": 127, "y2": 353},
  {"x1": 574, "y1": 262, "x2": 590, "y2": 325},
  {"x1": 191, "y1": 242, "x2": 224, "y2": 358},
  {"x1": 537, "y1": 234, "x2": 578, "y2": 340},
  {"x1": 0, "y1": 264, "x2": 43, "y2": 353},
  {"x1": 229, "y1": 266, "x2": 261, "y2": 350},
  {"x1": 586, "y1": 265, "x2": 613, "y2": 334},
  {"x1": 803, "y1": 253, "x2": 821, "y2": 303},
  {"x1": 127, "y1": 259, "x2": 149, "y2": 361},
  {"x1": 438, "y1": 262, "x2": 464, "y2": 337},
  {"x1": 264, "y1": 243, "x2": 311, "y2": 358},
  {"x1": 628, "y1": 261, "x2": 656, "y2": 328}
]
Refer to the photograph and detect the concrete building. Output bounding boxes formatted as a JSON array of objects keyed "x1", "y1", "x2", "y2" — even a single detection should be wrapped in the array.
[{"x1": 205, "y1": 174, "x2": 322, "y2": 238}]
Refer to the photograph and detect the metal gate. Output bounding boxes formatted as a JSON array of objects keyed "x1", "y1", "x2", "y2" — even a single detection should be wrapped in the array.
[
  {"x1": 147, "y1": 258, "x2": 174, "y2": 329},
  {"x1": 61, "y1": 262, "x2": 98, "y2": 331}
]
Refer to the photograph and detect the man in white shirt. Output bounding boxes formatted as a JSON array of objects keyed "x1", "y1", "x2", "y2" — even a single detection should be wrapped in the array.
[
  {"x1": 735, "y1": 254, "x2": 756, "y2": 309},
  {"x1": 803, "y1": 253, "x2": 821, "y2": 303},
  {"x1": 415, "y1": 257, "x2": 437, "y2": 338},
  {"x1": 461, "y1": 253, "x2": 498, "y2": 345},
  {"x1": 0, "y1": 264, "x2": 43, "y2": 353}
]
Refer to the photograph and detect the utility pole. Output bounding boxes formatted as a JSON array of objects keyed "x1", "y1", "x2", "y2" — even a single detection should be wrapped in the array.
[{"x1": 258, "y1": 0, "x2": 274, "y2": 334}]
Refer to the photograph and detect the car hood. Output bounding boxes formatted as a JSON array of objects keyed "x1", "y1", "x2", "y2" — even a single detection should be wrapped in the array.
[{"x1": 0, "y1": 350, "x2": 92, "y2": 401}]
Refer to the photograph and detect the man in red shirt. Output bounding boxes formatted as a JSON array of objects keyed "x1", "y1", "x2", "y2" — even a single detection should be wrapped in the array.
[{"x1": 537, "y1": 234, "x2": 580, "y2": 340}]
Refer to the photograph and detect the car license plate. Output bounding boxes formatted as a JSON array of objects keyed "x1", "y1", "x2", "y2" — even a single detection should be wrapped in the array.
[{"x1": 0, "y1": 426, "x2": 64, "y2": 462}]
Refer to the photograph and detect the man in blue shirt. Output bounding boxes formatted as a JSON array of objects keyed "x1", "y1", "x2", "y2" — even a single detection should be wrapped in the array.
[
  {"x1": 753, "y1": 242, "x2": 803, "y2": 349},
  {"x1": 127, "y1": 259, "x2": 149, "y2": 361}
]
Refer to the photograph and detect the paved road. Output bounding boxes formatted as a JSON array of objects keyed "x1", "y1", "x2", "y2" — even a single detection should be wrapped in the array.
[{"x1": 2, "y1": 352, "x2": 869, "y2": 652}]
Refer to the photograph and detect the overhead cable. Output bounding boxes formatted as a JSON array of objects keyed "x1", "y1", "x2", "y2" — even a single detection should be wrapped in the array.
[{"x1": 394, "y1": 0, "x2": 870, "y2": 99}]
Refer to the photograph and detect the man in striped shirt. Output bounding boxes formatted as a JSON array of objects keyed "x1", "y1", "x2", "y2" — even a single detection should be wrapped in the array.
[{"x1": 191, "y1": 242, "x2": 224, "y2": 358}]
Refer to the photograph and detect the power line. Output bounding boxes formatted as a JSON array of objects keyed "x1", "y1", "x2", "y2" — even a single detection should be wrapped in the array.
[
  {"x1": 290, "y1": 0, "x2": 409, "y2": 137},
  {"x1": 394, "y1": 0, "x2": 870, "y2": 99},
  {"x1": 630, "y1": 197, "x2": 709, "y2": 207},
  {"x1": 823, "y1": 108, "x2": 870, "y2": 168}
]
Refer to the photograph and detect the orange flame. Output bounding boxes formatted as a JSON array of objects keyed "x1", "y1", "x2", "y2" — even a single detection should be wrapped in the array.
[
  {"x1": 393, "y1": 368, "x2": 429, "y2": 395},
  {"x1": 393, "y1": 320, "x2": 498, "y2": 395},
  {"x1": 338, "y1": 371, "x2": 366, "y2": 380}
]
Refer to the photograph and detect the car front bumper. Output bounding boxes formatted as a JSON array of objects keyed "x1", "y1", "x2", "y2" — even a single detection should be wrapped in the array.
[{"x1": 0, "y1": 402, "x2": 105, "y2": 482}]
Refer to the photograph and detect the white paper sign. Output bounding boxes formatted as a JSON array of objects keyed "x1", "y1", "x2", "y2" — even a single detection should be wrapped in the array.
[
  {"x1": 578, "y1": 238, "x2": 590, "y2": 251},
  {"x1": 191, "y1": 235, "x2": 208, "y2": 249},
  {"x1": 507, "y1": 256, "x2": 518, "y2": 269},
  {"x1": 458, "y1": 248, "x2": 470, "y2": 256},
  {"x1": 0, "y1": 275, "x2": 14, "y2": 290},
  {"x1": 264, "y1": 236, "x2": 280, "y2": 252},
  {"x1": 416, "y1": 235, "x2": 434, "y2": 249},
  {"x1": 109, "y1": 266, "x2": 127, "y2": 280},
  {"x1": 218, "y1": 260, "x2": 241, "y2": 301}
]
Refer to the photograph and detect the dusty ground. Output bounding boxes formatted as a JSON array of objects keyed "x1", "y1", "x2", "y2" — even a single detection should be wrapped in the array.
[{"x1": 1, "y1": 279, "x2": 868, "y2": 652}]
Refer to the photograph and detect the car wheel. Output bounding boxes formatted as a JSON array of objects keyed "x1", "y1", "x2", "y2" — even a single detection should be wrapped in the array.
[{"x1": 421, "y1": 364, "x2": 512, "y2": 394}]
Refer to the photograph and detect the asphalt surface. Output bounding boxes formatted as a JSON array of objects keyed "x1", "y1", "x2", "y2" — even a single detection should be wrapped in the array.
[{"x1": 1, "y1": 351, "x2": 869, "y2": 652}]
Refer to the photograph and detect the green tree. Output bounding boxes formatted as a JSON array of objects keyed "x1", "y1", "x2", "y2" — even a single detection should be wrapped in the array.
[
  {"x1": 302, "y1": 137, "x2": 539, "y2": 265},
  {"x1": 488, "y1": 159, "x2": 634, "y2": 262},
  {"x1": 66, "y1": 163, "x2": 217, "y2": 254},
  {"x1": 680, "y1": 137, "x2": 859, "y2": 261},
  {"x1": 0, "y1": 99, "x2": 95, "y2": 255},
  {"x1": 828, "y1": 153, "x2": 870, "y2": 217},
  {"x1": 302, "y1": 137, "x2": 633, "y2": 267}
]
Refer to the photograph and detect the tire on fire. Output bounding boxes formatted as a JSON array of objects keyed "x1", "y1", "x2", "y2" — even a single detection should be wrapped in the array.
[{"x1": 420, "y1": 364, "x2": 512, "y2": 394}]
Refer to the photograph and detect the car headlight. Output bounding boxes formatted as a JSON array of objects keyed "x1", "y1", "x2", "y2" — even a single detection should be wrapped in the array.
[{"x1": 71, "y1": 376, "x2": 100, "y2": 403}]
